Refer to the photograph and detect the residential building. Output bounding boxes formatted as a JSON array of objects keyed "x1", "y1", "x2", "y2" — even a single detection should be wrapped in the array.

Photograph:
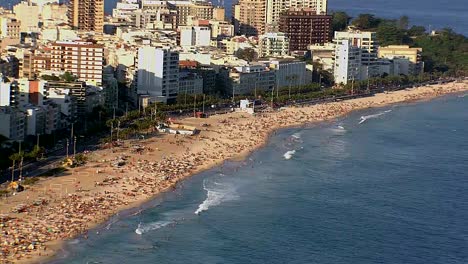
[
  {"x1": 136, "y1": 46, "x2": 179, "y2": 102},
  {"x1": 266, "y1": 0, "x2": 327, "y2": 27},
  {"x1": 0, "y1": 17, "x2": 21, "y2": 39},
  {"x1": 24, "y1": 106, "x2": 45, "y2": 136},
  {"x1": 179, "y1": 26, "x2": 211, "y2": 47},
  {"x1": 279, "y1": 9, "x2": 332, "y2": 52},
  {"x1": 233, "y1": 0, "x2": 267, "y2": 36},
  {"x1": 213, "y1": 7, "x2": 225, "y2": 21},
  {"x1": 68, "y1": 0, "x2": 104, "y2": 33},
  {"x1": 219, "y1": 63, "x2": 276, "y2": 96},
  {"x1": 378, "y1": 45, "x2": 424, "y2": 74},
  {"x1": 268, "y1": 59, "x2": 308, "y2": 88},
  {"x1": 209, "y1": 20, "x2": 234, "y2": 38},
  {"x1": 309, "y1": 43, "x2": 335, "y2": 71},
  {"x1": 0, "y1": 106, "x2": 26, "y2": 140},
  {"x1": 333, "y1": 39, "x2": 361, "y2": 85},
  {"x1": 258, "y1": 32, "x2": 289, "y2": 58},
  {"x1": 178, "y1": 71, "x2": 203, "y2": 95},
  {"x1": 0, "y1": 55, "x2": 19, "y2": 78},
  {"x1": 378, "y1": 45, "x2": 422, "y2": 63},
  {"x1": 334, "y1": 30, "x2": 378, "y2": 66},
  {"x1": 50, "y1": 41, "x2": 104, "y2": 86},
  {"x1": 13, "y1": 1, "x2": 40, "y2": 32}
]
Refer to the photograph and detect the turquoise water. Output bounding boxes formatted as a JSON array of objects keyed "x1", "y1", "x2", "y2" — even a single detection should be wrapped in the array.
[{"x1": 49, "y1": 93, "x2": 468, "y2": 264}]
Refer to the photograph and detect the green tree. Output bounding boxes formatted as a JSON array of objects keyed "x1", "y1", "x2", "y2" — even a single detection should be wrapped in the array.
[
  {"x1": 332, "y1": 11, "x2": 351, "y2": 32},
  {"x1": 351, "y1": 14, "x2": 381, "y2": 30},
  {"x1": 398, "y1": 15, "x2": 409, "y2": 30},
  {"x1": 408, "y1": 25, "x2": 426, "y2": 37},
  {"x1": 236, "y1": 48, "x2": 257, "y2": 62},
  {"x1": 376, "y1": 22, "x2": 408, "y2": 46},
  {"x1": 61, "y1": 72, "x2": 77, "y2": 82}
]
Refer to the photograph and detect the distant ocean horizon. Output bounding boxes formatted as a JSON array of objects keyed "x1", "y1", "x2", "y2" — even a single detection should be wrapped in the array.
[{"x1": 1, "y1": 0, "x2": 467, "y2": 35}]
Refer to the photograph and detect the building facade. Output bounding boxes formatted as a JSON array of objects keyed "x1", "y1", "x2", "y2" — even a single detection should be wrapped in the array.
[
  {"x1": 333, "y1": 39, "x2": 362, "y2": 85},
  {"x1": 279, "y1": 9, "x2": 332, "y2": 52},
  {"x1": 68, "y1": 0, "x2": 104, "y2": 33},
  {"x1": 233, "y1": 0, "x2": 267, "y2": 36},
  {"x1": 258, "y1": 32, "x2": 290, "y2": 58},
  {"x1": 50, "y1": 41, "x2": 104, "y2": 86},
  {"x1": 137, "y1": 47, "x2": 179, "y2": 102}
]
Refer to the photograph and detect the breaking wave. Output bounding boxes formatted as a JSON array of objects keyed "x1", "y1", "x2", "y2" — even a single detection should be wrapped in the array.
[
  {"x1": 135, "y1": 220, "x2": 173, "y2": 235},
  {"x1": 283, "y1": 150, "x2": 296, "y2": 160},
  {"x1": 195, "y1": 179, "x2": 238, "y2": 215},
  {"x1": 359, "y1": 110, "x2": 392, "y2": 124},
  {"x1": 292, "y1": 132, "x2": 302, "y2": 139}
]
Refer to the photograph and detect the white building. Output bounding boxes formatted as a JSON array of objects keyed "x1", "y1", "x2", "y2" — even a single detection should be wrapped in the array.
[
  {"x1": 137, "y1": 46, "x2": 179, "y2": 102},
  {"x1": 268, "y1": 60, "x2": 308, "y2": 88},
  {"x1": 309, "y1": 43, "x2": 335, "y2": 71},
  {"x1": 219, "y1": 63, "x2": 276, "y2": 96},
  {"x1": 258, "y1": 32, "x2": 290, "y2": 58},
  {"x1": 178, "y1": 71, "x2": 203, "y2": 95},
  {"x1": 334, "y1": 30, "x2": 378, "y2": 66},
  {"x1": 0, "y1": 79, "x2": 12, "y2": 106},
  {"x1": 333, "y1": 39, "x2": 361, "y2": 85},
  {"x1": 0, "y1": 106, "x2": 25, "y2": 140},
  {"x1": 24, "y1": 106, "x2": 45, "y2": 136},
  {"x1": 179, "y1": 26, "x2": 211, "y2": 48}
]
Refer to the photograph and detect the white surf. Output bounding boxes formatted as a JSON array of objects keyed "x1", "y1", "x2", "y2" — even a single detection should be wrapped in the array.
[
  {"x1": 359, "y1": 110, "x2": 392, "y2": 124},
  {"x1": 195, "y1": 180, "x2": 238, "y2": 215},
  {"x1": 135, "y1": 221, "x2": 172, "y2": 235},
  {"x1": 283, "y1": 150, "x2": 296, "y2": 160}
]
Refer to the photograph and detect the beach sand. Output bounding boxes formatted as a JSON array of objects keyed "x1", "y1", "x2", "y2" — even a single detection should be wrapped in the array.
[{"x1": 1, "y1": 81, "x2": 467, "y2": 264}]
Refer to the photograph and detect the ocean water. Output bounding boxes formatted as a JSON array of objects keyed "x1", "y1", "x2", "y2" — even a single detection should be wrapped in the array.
[
  {"x1": 49, "y1": 93, "x2": 468, "y2": 264},
  {"x1": 1, "y1": 0, "x2": 467, "y2": 35}
]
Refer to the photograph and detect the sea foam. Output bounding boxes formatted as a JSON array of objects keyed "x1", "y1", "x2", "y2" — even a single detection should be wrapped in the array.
[
  {"x1": 283, "y1": 150, "x2": 296, "y2": 160},
  {"x1": 135, "y1": 221, "x2": 173, "y2": 235},
  {"x1": 195, "y1": 180, "x2": 238, "y2": 215},
  {"x1": 359, "y1": 110, "x2": 392, "y2": 124}
]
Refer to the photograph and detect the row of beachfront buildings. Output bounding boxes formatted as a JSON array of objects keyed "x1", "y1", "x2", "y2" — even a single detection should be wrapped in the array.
[{"x1": 0, "y1": 0, "x2": 425, "y2": 141}]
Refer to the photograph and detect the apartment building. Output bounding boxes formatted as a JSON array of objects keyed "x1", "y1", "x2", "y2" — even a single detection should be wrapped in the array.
[
  {"x1": 68, "y1": 0, "x2": 104, "y2": 33},
  {"x1": 136, "y1": 46, "x2": 179, "y2": 102},
  {"x1": 258, "y1": 32, "x2": 290, "y2": 58},
  {"x1": 233, "y1": 0, "x2": 267, "y2": 36},
  {"x1": 50, "y1": 41, "x2": 104, "y2": 86},
  {"x1": 333, "y1": 39, "x2": 362, "y2": 85},
  {"x1": 279, "y1": 9, "x2": 332, "y2": 51}
]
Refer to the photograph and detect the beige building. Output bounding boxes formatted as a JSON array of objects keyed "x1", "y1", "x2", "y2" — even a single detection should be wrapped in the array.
[
  {"x1": 266, "y1": 0, "x2": 327, "y2": 26},
  {"x1": 50, "y1": 41, "x2": 104, "y2": 86},
  {"x1": 0, "y1": 17, "x2": 21, "y2": 39},
  {"x1": 378, "y1": 45, "x2": 422, "y2": 63},
  {"x1": 68, "y1": 0, "x2": 104, "y2": 33},
  {"x1": 13, "y1": 1, "x2": 40, "y2": 32},
  {"x1": 213, "y1": 7, "x2": 225, "y2": 21},
  {"x1": 234, "y1": 0, "x2": 267, "y2": 36}
]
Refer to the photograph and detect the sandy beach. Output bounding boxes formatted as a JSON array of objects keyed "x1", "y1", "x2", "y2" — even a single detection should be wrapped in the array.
[{"x1": 1, "y1": 81, "x2": 467, "y2": 264}]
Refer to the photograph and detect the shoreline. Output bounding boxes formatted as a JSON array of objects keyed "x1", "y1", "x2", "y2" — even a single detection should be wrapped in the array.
[{"x1": 1, "y1": 81, "x2": 467, "y2": 264}]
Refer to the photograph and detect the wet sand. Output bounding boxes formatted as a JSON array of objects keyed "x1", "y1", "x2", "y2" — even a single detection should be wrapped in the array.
[{"x1": 1, "y1": 81, "x2": 467, "y2": 264}]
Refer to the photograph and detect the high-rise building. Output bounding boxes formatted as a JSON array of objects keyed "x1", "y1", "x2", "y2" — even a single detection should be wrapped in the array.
[
  {"x1": 334, "y1": 30, "x2": 378, "y2": 66},
  {"x1": 68, "y1": 0, "x2": 104, "y2": 33},
  {"x1": 333, "y1": 39, "x2": 362, "y2": 85},
  {"x1": 279, "y1": 9, "x2": 332, "y2": 51},
  {"x1": 266, "y1": 0, "x2": 327, "y2": 26},
  {"x1": 136, "y1": 47, "x2": 179, "y2": 102},
  {"x1": 233, "y1": 0, "x2": 267, "y2": 36},
  {"x1": 50, "y1": 41, "x2": 104, "y2": 86}
]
